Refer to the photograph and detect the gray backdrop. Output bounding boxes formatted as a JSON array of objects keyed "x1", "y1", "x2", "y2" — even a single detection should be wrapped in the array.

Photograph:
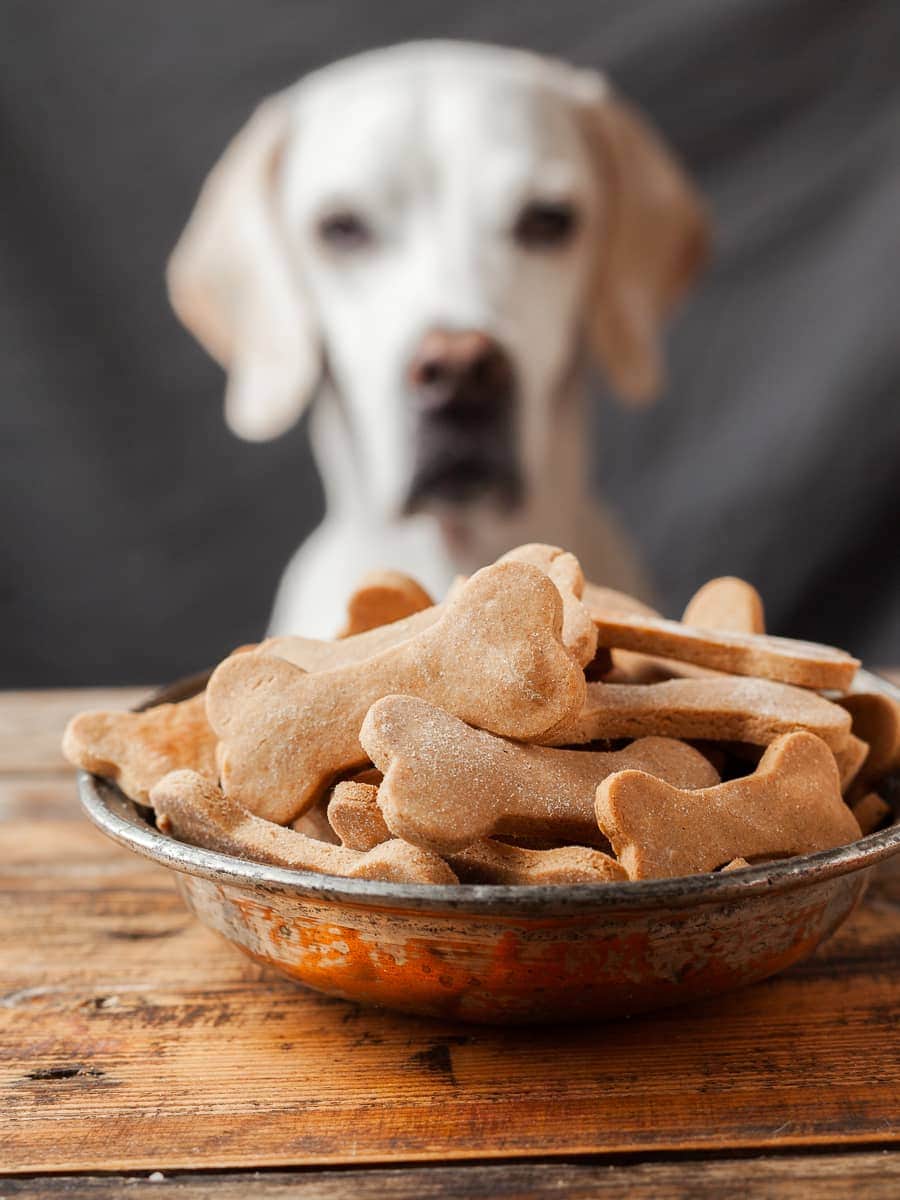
[{"x1": 2, "y1": 0, "x2": 898, "y2": 686}]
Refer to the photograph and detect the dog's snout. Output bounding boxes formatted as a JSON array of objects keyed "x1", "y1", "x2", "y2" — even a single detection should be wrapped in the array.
[
  {"x1": 404, "y1": 327, "x2": 521, "y2": 515},
  {"x1": 408, "y1": 329, "x2": 513, "y2": 415}
]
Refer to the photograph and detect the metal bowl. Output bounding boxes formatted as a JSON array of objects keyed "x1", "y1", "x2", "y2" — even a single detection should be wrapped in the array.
[{"x1": 78, "y1": 669, "x2": 900, "y2": 1024}]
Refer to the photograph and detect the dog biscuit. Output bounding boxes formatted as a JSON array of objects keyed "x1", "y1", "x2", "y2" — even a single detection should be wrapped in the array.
[
  {"x1": 264, "y1": 542, "x2": 596, "y2": 672},
  {"x1": 833, "y1": 734, "x2": 869, "y2": 793},
  {"x1": 498, "y1": 544, "x2": 598, "y2": 666},
  {"x1": 850, "y1": 792, "x2": 891, "y2": 836},
  {"x1": 62, "y1": 694, "x2": 217, "y2": 804},
  {"x1": 682, "y1": 576, "x2": 766, "y2": 635},
  {"x1": 720, "y1": 857, "x2": 751, "y2": 872},
  {"x1": 596, "y1": 731, "x2": 862, "y2": 879},
  {"x1": 448, "y1": 839, "x2": 626, "y2": 885},
  {"x1": 150, "y1": 770, "x2": 457, "y2": 883},
  {"x1": 361, "y1": 695, "x2": 719, "y2": 852},
  {"x1": 262, "y1": 606, "x2": 440, "y2": 673},
  {"x1": 339, "y1": 570, "x2": 434, "y2": 637},
  {"x1": 327, "y1": 781, "x2": 388, "y2": 851},
  {"x1": 436, "y1": 543, "x2": 598, "y2": 666},
  {"x1": 838, "y1": 692, "x2": 900, "y2": 780},
  {"x1": 326, "y1": 779, "x2": 624, "y2": 884},
  {"x1": 580, "y1": 585, "x2": 715, "y2": 684},
  {"x1": 591, "y1": 612, "x2": 859, "y2": 690},
  {"x1": 207, "y1": 561, "x2": 586, "y2": 822},
  {"x1": 545, "y1": 677, "x2": 852, "y2": 751}
]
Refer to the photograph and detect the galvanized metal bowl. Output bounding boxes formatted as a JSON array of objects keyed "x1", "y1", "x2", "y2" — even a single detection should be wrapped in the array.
[{"x1": 78, "y1": 669, "x2": 900, "y2": 1024}]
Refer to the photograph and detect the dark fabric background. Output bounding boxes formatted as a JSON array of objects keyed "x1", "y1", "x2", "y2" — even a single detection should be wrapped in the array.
[{"x1": 2, "y1": 0, "x2": 898, "y2": 686}]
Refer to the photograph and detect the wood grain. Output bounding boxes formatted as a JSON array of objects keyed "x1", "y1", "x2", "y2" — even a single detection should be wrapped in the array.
[{"x1": 2, "y1": 1153, "x2": 899, "y2": 1199}]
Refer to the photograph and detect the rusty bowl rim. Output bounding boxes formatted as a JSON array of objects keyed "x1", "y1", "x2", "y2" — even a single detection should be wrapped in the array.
[{"x1": 77, "y1": 667, "x2": 900, "y2": 917}]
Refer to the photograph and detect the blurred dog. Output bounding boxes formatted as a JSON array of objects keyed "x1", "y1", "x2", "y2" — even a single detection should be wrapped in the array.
[{"x1": 168, "y1": 42, "x2": 708, "y2": 636}]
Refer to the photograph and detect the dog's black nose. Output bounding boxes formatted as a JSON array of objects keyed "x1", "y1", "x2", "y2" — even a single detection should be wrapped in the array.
[{"x1": 408, "y1": 329, "x2": 513, "y2": 417}]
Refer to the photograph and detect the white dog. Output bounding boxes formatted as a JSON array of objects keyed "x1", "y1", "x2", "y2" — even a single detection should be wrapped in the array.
[{"x1": 168, "y1": 41, "x2": 708, "y2": 637}]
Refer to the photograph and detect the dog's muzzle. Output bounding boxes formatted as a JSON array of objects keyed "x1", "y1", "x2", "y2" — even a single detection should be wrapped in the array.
[{"x1": 402, "y1": 329, "x2": 523, "y2": 514}]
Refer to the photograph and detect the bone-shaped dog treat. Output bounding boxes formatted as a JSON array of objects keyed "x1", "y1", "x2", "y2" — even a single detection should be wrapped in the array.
[
  {"x1": 207, "y1": 561, "x2": 586, "y2": 822},
  {"x1": 361, "y1": 695, "x2": 719, "y2": 852},
  {"x1": 498, "y1": 544, "x2": 598, "y2": 667},
  {"x1": 851, "y1": 792, "x2": 891, "y2": 836},
  {"x1": 682, "y1": 576, "x2": 766, "y2": 635},
  {"x1": 612, "y1": 577, "x2": 764, "y2": 685},
  {"x1": 720, "y1": 857, "x2": 751, "y2": 872},
  {"x1": 591, "y1": 611, "x2": 859, "y2": 690},
  {"x1": 833, "y1": 734, "x2": 869, "y2": 793},
  {"x1": 326, "y1": 779, "x2": 625, "y2": 884},
  {"x1": 150, "y1": 770, "x2": 457, "y2": 884},
  {"x1": 838, "y1": 692, "x2": 900, "y2": 780},
  {"x1": 266, "y1": 544, "x2": 596, "y2": 673},
  {"x1": 327, "y1": 781, "x2": 388, "y2": 851},
  {"x1": 62, "y1": 694, "x2": 218, "y2": 804},
  {"x1": 448, "y1": 840, "x2": 627, "y2": 885},
  {"x1": 261, "y1": 606, "x2": 441, "y2": 673},
  {"x1": 339, "y1": 570, "x2": 434, "y2": 637},
  {"x1": 581, "y1": 584, "x2": 712, "y2": 684},
  {"x1": 545, "y1": 677, "x2": 852, "y2": 751},
  {"x1": 596, "y1": 731, "x2": 862, "y2": 880}
]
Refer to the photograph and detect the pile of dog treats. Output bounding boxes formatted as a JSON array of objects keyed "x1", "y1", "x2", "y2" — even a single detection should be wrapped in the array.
[{"x1": 63, "y1": 544, "x2": 898, "y2": 885}]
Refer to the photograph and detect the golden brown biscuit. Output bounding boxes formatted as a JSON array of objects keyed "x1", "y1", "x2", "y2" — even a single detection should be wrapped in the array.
[
  {"x1": 682, "y1": 576, "x2": 766, "y2": 635},
  {"x1": 327, "y1": 781, "x2": 388, "y2": 851},
  {"x1": 150, "y1": 770, "x2": 457, "y2": 884},
  {"x1": 62, "y1": 693, "x2": 217, "y2": 804},
  {"x1": 838, "y1": 692, "x2": 900, "y2": 780},
  {"x1": 850, "y1": 792, "x2": 891, "y2": 836},
  {"x1": 591, "y1": 613, "x2": 858, "y2": 690},
  {"x1": 545, "y1": 677, "x2": 852, "y2": 751},
  {"x1": 338, "y1": 570, "x2": 434, "y2": 637},
  {"x1": 581, "y1": 583, "x2": 717, "y2": 683},
  {"x1": 596, "y1": 731, "x2": 862, "y2": 879},
  {"x1": 325, "y1": 782, "x2": 624, "y2": 883},
  {"x1": 270, "y1": 544, "x2": 597, "y2": 673},
  {"x1": 207, "y1": 561, "x2": 586, "y2": 822},
  {"x1": 262, "y1": 607, "x2": 440, "y2": 673},
  {"x1": 448, "y1": 840, "x2": 626, "y2": 885},
  {"x1": 498, "y1": 544, "x2": 598, "y2": 667},
  {"x1": 362, "y1": 695, "x2": 719, "y2": 853},
  {"x1": 833, "y1": 734, "x2": 870, "y2": 793}
]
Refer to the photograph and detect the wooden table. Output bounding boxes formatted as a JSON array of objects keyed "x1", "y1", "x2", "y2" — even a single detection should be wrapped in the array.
[{"x1": 2, "y1": 686, "x2": 899, "y2": 1198}]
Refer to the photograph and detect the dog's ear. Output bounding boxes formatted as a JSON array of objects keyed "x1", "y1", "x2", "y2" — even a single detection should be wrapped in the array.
[
  {"x1": 580, "y1": 86, "x2": 710, "y2": 405},
  {"x1": 167, "y1": 96, "x2": 321, "y2": 441}
]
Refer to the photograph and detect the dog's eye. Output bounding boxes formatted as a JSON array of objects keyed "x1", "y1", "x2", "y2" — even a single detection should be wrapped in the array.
[
  {"x1": 514, "y1": 201, "x2": 578, "y2": 249},
  {"x1": 317, "y1": 210, "x2": 372, "y2": 250}
]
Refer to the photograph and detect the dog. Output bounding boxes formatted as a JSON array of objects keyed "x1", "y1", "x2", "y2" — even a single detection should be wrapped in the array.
[{"x1": 168, "y1": 41, "x2": 708, "y2": 637}]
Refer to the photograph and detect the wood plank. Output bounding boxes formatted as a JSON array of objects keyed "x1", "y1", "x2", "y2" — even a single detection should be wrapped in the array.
[
  {"x1": 1, "y1": 775, "x2": 898, "y2": 1174},
  {"x1": 0, "y1": 688, "x2": 149, "y2": 775},
  {"x1": 2, "y1": 1153, "x2": 900, "y2": 1198}
]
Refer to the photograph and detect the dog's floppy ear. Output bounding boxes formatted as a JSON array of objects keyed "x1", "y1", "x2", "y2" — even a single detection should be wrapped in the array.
[
  {"x1": 167, "y1": 96, "x2": 321, "y2": 441},
  {"x1": 581, "y1": 86, "x2": 710, "y2": 405}
]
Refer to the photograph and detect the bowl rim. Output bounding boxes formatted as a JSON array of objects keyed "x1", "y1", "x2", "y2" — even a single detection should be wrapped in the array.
[{"x1": 77, "y1": 667, "x2": 900, "y2": 917}]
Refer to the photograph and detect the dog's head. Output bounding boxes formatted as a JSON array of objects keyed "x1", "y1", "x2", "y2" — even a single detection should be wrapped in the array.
[{"x1": 169, "y1": 42, "x2": 708, "y2": 517}]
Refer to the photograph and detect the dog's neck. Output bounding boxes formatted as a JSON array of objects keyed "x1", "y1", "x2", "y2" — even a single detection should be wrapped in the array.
[{"x1": 308, "y1": 377, "x2": 591, "y2": 581}]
